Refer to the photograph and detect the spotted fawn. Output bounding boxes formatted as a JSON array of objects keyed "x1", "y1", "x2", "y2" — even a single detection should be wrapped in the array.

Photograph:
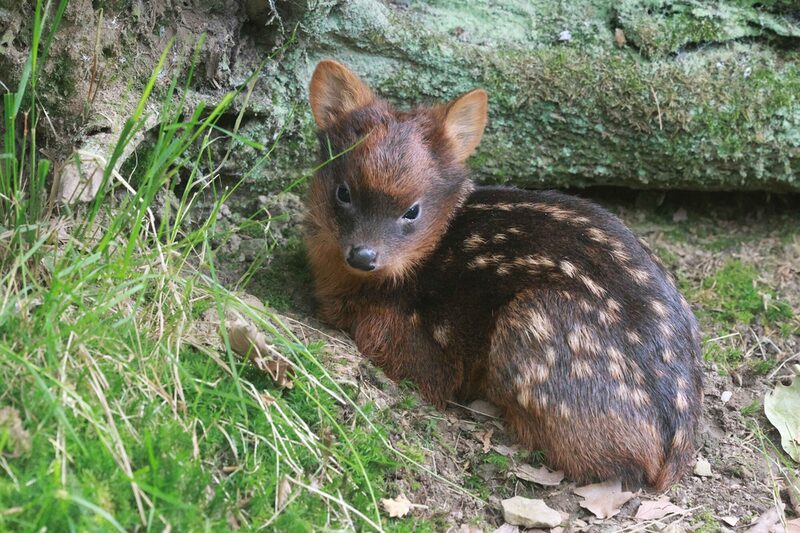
[{"x1": 304, "y1": 60, "x2": 703, "y2": 490}]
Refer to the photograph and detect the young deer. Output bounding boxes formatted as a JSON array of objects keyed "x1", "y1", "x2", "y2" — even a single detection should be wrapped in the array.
[{"x1": 304, "y1": 60, "x2": 703, "y2": 491}]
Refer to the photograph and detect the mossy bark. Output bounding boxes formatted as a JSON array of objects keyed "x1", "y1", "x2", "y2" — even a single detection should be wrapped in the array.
[{"x1": 2, "y1": 0, "x2": 799, "y2": 191}]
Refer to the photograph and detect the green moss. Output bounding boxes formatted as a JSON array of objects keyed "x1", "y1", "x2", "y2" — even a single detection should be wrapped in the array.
[
  {"x1": 696, "y1": 260, "x2": 794, "y2": 326},
  {"x1": 741, "y1": 399, "x2": 762, "y2": 417},
  {"x1": 616, "y1": 0, "x2": 800, "y2": 58},
  {"x1": 694, "y1": 511, "x2": 722, "y2": 533},
  {"x1": 44, "y1": 50, "x2": 78, "y2": 100},
  {"x1": 748, "y1": 359, "x2": 777, "y2": 375},
  {"x1": 704, "y1": 342, "x2": 742, "y2": 365},
  {"x1": 483, "y1": 451, "x2": 510, "y2": 471}
]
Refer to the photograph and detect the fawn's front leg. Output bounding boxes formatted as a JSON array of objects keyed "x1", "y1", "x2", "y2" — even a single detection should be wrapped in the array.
[{"x1": 353, "y1": 306, "x2": 463, "y2": 409}]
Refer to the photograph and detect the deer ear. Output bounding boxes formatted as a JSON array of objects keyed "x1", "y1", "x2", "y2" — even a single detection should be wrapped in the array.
[
  {"x1": 309, "y1": 60, "x2": 375, "y2": 129},
  {"x1": 443, "y1": 89, "x2": 488, "y2": 162}
]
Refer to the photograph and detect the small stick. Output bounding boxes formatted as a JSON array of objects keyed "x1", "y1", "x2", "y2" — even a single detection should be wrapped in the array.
[{"x1": 650, "y1": 86, "x2": 663, "y2": 131}]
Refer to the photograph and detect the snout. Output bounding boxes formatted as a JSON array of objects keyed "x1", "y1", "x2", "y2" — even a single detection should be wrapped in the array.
[{"x1": 346, "y1": 246, "x2": 378, "y2": 271}]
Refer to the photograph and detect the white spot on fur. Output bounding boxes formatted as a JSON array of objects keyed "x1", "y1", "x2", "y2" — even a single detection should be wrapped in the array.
[
  {"x1": 521, "y1": 308, "x2": 554, "y2": 343},
  {"x1": 626, "y1": 330, "x2": 643, "y2": 345},
  {"x1": 571, "y1": 359, "x2": 592, "y2": 379},
  {"x1": 560, "y1": 260, "x2": 578, "y2": 278},
  {"x1": 651, "y1": 301, "x2": 669, "y2": 318},
  {"x1": 579, "y1": 275, "x2": 606, "y2": 297},
  {"x1": 630, "y1": 268, "x2": 651, "y2": 284},
  {"x1": 464, "y1": 233, "x2": 486, "y2": 250},
  {"x1": 432, "y1": 324, "x2": 451, "y2": 347},
  {"x1": 567, "y1": 324, "x2": 601, "y2": 356},
  {"x1": 543, "y1": 346, "x2": 557, "y2": 366},
  {"x1": 586, "y1": 227, "x2": 609, "y2": 243},
  {"x1": 675, "y1": 392, "x2": 689, "y2": 412},
  {"x1": 526, "y1": 363, "x2": 550, "y2": 384}
]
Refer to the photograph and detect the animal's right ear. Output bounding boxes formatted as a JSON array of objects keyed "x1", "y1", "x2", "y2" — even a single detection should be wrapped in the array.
[{"x1": 309, "y1": 60, "x2": 374, "y2": 129}]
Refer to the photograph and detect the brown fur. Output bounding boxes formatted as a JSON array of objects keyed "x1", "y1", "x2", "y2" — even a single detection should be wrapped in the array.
[{"x1": 304, "y1": 60, "x2": 703, "y2": 491}]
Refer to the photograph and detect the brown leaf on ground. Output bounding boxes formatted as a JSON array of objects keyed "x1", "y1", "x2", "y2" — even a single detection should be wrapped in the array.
[
  {"x1": 635, "y1": 497, "x2": 685, "y2": 520},
  {"x1": 382, "y1": 494, "x2": 413, "y2": 518},
  {"x1": 0, "y1": 407, "x2": 31, "y2": 457},
  {"x1": 479, "y1": 428, "x2": 493, "y2": 452},
  {"x1": 693, "y1": 456, "x2": 712, "y2": 477},
  {"x1": 492, "y1": 444, "x2": 519, "y2": 457},
  {"x1": 514, "y1": 464, "x2": 564, "y2": 486},
  {"x1": 573, "y1": 479, "x2": 635, "y2": 519},
  {"x1": 227, "y1": 319, "x2": 293, "y2": 388},
  {"x1": 746, "y1": 504, "x2": 784, "y2": 533},
  {"x1": 276, "y1": 476, "x2": 292, "y2": 509}
]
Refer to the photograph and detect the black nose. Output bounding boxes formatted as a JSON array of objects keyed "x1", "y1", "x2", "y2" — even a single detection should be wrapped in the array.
[{"x1": 347, "y1": 246, "x2": 377, "y2": 271}]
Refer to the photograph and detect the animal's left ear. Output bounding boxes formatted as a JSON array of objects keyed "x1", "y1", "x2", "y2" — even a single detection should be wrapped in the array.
[{"x1": 443, "y1": 89, "x2": 488, "y2": 163}]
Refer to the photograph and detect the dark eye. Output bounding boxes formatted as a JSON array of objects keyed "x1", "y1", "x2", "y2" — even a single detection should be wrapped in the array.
[
  {"x1": 336, "y1": 184, "x2": 351, "y2": 204},
  {"x1": 402, "y1": 203, "x2": 420, "y2": 220}
]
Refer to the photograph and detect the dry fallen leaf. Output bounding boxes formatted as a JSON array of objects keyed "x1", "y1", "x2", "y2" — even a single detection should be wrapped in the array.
[
  {"x1": 0, "y1": 407, "x2": 31, "y2": 457},
  {"x1": 514, "y1": 464, "x2": 565, "y2": 486},
  {"x1": 721, "y1": 516, "x2": 740, "y2": 527},
  {"x1": 786, "y1": 518, "x2": 800, "y2": 533},
  {"x1": 764, "y1": 377, "x2": 800, "y2": 462},
  {"x1": 693, "y1": 456, "x2": 712, "y2": 477},
  {"x1": 479, "y1": 428, "x2": 493, "y2": 452},
  {"x1": 574, "y1": 479, "x2": 635, "y2": 519},
  {"x1": 493, "y1": 444, "x2": 519, "y2": 457},
  {"x1": 501, "y1": 496, "x2": 562, "y2": 528},
  {"x1": 381, "y1": 494, "x2": 413, "y2": 518},
  {"x1": 227, "y1": 319, "x2": 293, "y2": 389},
  {"x1": 635, "y1": 497, "x2": 685, "y2": 520},
  {"x1": 747, "y1": 503, "x2": 784, "y2": 533},
  {"x1": 276, "y1": 476, "x2": 292, "y2": 509}
]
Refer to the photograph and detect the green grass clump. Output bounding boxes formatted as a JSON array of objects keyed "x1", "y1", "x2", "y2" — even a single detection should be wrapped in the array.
[
  {"x1": 0, "y1": 2, "x2": 432, "y2": 529},
  {"x1": 696, "y1": 260, "x2": 794, "y2": 327},
  {"x1": 693, "y1": 511, "x2": 721, "y2": 533}
]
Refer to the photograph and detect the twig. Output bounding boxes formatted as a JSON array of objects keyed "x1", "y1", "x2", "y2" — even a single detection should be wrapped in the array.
[
  {"x1": 650, "y1": 86, "x2": 663, "y2": 131},
  {"x1": 767, "y1": 351, "x2": 800, "y2": 381}
]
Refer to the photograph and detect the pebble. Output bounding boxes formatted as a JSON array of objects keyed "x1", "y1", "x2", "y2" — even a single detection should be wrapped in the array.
[{"x1": 694, "y1": 457, "x2": 713, "y2": 477}]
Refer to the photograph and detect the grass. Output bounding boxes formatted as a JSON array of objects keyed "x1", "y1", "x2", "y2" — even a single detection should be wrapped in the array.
[
  {"x1": 0, "y1": 2, "x2": 438, "y2": 530},
  {"x1": 689, "y1": 259, "x2": 795, "y2": 366},
  {"x1": 697, "y1": 260, "x2": 793, "y2": 326}
]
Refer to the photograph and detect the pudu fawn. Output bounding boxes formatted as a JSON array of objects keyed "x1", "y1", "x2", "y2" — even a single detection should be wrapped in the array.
[{"x1": 304, "y1": 60, "x2": 703, "y2": 490}]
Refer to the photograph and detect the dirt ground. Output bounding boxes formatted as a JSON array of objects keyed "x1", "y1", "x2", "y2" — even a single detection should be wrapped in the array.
[{"x1": 221, "y1": 188, "x2": 800, "y2": 532}]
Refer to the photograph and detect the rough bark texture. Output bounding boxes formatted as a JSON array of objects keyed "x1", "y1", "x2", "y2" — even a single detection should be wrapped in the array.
[{"x1": 1, "y1": 0, "x2": 799, "y2": 191}]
